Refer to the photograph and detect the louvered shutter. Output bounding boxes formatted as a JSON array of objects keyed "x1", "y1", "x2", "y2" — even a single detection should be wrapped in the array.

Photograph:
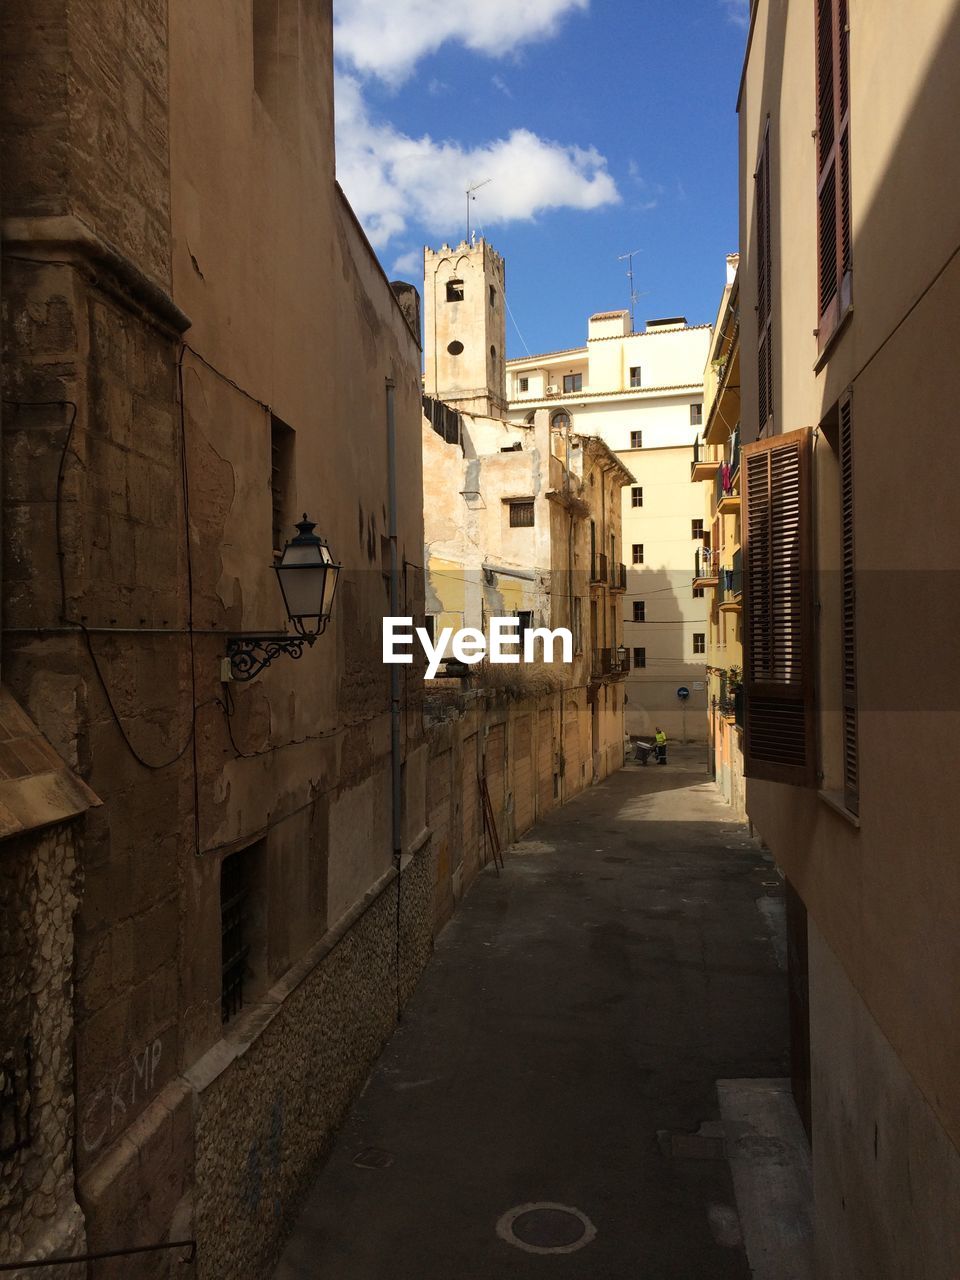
[
  {"x1": 742, "y1": 428, "x2": 816, "y2": 786},
  {"x1": 816, "y1": 0, "x2": 852, "y2": 349},
  {"x1": 756, "y1": 126, "x2": 773, "y2": 433},
  {"x1": 839, "y1": 393, "x2": 858, "y2": 812}
]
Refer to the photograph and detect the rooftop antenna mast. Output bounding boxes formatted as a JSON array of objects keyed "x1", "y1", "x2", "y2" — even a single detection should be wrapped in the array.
[
  {"x1": 466, "y1": 178, "x2": 492, "y2": 243},
  {"x1": 618, "y1": 248, "x2": 642, "y2": 333}
]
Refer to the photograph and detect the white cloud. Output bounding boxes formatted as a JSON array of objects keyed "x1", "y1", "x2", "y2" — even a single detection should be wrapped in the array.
[
  {"x1": 335, "y1": 0, "x2": 589, "y2": 84},
  {"x1": 390, "y1": 249, "x2": 424, "y2": 278},
  {"x1": 491, "y1": 74, "x2": 513, "y2": 99},
  {"x1": 720, "y1": 0, "x2": 750, "y2": 29},
  {"x1": 336, "y1": 73, "x2": 620, "y2": 249}
]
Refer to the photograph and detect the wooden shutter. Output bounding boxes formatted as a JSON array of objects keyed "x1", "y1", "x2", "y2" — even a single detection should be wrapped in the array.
[
  {"x1": 756, "y1": 125, "x2": 773, "y2": 433},
  {"x1": 742, "y1": 427, "x2": 816, "y2": 786},
  {"x1": 816, "y1": 0, "x2": 852, "y2": 349},
  {"x1": 839, "y1": 392, "x2": 858, "y2": 813}
]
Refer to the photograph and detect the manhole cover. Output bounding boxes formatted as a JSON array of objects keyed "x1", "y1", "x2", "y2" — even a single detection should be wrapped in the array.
[
  {"x1": 496, "y1": 1202, "x2": 597, "y2": 1255},
  {"x1": 352, "y1": 1147, "x2": 394, "y2": 1169}
]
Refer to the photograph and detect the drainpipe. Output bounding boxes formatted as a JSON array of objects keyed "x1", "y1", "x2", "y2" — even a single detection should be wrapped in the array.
[{"x1": 386, "y1": 379, "x2": 402, "y2": 866}]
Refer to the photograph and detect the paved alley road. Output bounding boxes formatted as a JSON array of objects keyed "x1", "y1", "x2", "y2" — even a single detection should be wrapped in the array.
[{"x1": 275, "y1": 749, "x2": 789, "y2": 1279}]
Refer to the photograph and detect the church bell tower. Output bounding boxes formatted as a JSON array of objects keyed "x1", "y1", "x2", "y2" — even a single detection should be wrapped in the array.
[{"x1": 423, "y1": 239, "x2": 507, "y2": 419}]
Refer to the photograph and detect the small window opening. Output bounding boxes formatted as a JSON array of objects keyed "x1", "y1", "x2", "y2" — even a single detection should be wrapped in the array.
[
  {"x1": 508, "y1": 500, "x2": 535, "y2": 528},
  {"x1": 447, "y1": 340, "x2": 464, "y2": 356},
  {"x1": 629, "y1": 366, "x2": 642, "y2": 387},
  {"x1": 631, "y1": 486, "x2": 643, "y2": 507},
  {"x1": 630, "y1": 430, "x2": 643, "y2": 449},
  {"x1": 271, "y1": 416, "x2": 296, "y2": 554},
  {"x1": 446, "y1": 279, "x2": 464, "y2": 302}
]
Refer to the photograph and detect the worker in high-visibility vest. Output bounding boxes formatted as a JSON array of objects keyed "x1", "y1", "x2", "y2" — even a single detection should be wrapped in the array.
[{"x1": 655, "y1": 727, "x2": 667, "y2": 765}]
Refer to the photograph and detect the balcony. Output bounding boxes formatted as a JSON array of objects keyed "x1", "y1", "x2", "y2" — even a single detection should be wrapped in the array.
[
  {"x1": 716, "y1": 671, "x2": 744, "y2": 728},
  {"x1": 716, "y1": 438, "x2": 741, "y2": 515},
  {"x1": 609, "y1": 561, "x2": 627, "y2": 591},
  {"x1": 718, "y1": 547, "x2": 743, "y2": 611},
  {"x1": 591, "y1": 551, "x2": 608, "y2": 587},
  {"x1": 693, "y1": 546, "x2": 719, "y2": 587},
  {"x1": 591, "y1": 647, "x2": 628, "y2": 680},
  {"x1": 691, "y1": 438, "x2": 719, "y2": 482}
]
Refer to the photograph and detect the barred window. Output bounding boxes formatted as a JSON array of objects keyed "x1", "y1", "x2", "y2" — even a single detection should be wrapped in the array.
[{"x1": 509, "y1": 500, "x2": 535, "y2": 528}]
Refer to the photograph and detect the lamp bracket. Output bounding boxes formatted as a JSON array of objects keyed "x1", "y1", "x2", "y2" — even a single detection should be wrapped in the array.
[{"x1": 226, "y1": 633, "x2": 317, "y2": 682}]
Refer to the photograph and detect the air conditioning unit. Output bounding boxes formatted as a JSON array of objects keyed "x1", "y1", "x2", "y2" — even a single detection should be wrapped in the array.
[{"x1": 546, "y1": 384, "x2": 560, "y2": 394}]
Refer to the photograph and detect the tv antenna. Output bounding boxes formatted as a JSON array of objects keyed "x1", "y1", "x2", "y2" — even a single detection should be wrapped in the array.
[
  {"x1": 466, "y1": 179, "x2": 492, "y2": 243},
  {"x1": 618, "y1": 248, "x2": 643, "y2": 332}
]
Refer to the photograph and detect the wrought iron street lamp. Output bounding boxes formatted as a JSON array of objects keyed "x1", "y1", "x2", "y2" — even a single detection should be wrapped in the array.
[
  {"x1": 226, "y1": 515, "x2": 340, "y2": 681},
  {"x1": 616, "y1": 643, "x2": 628, "y2": 672}
]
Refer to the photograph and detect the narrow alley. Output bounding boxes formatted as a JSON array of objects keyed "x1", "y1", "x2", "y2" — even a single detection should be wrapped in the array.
[{"x1": 275, "y1": 751, "x2": 803, "y2": 1279}]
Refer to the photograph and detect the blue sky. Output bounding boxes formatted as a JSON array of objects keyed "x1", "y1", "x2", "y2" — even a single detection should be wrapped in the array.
[{"x1": 334, "y1": 0, "x2": 749, "y2": 358}]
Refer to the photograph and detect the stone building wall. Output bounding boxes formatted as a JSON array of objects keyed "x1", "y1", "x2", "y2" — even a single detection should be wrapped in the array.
[{"x1": 0, "y1": 823, "x2": 84, "y2": 1276}]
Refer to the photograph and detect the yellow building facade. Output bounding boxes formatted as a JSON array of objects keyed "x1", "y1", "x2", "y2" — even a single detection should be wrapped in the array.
[
  {"x1": 505, "y1": 314, "x2": 713, "y2": 742},
  {"x1": 694, "y1": 256, "x2": 745, "y2": 817},
  {"x1": 738, "y1": 2, "x2": 960, "y2": 1273}
]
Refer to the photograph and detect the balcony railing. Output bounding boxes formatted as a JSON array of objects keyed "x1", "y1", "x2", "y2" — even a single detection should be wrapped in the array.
[
  {"x1": 591, "y1": 647, "x2": 628, "y2": 679},
  {"x1": 694, "y1": 547, "x2": 719, "y2": 582},
  {"x1": 717, "y1": 672, "x2": 744, "y2": 727},
  {"x1": 609, "y1": 561, "x2": 627, "y2": 591},
  {"x1": 718, "y1": 551, "x2": 742, "y2": 606},
  {"x1": 691, "y1": 437, "x2": 720, "y2": 481}
]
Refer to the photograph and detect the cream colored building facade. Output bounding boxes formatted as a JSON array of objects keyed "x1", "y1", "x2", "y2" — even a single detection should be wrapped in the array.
[
  {"x1": 738, "y1": 2, "x2": 960, "y2": 1275},
  {"x1": 694, "y1": 255, "x2": 746, "y2": 818},
  {"x1": 505, "y1": 313, "x2": 712, "y2": 741}
]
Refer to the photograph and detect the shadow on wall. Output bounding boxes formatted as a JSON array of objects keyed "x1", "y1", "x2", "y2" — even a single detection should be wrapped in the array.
[{"x1": 624, "y1": 564, "x2": 708, "y2": 742}]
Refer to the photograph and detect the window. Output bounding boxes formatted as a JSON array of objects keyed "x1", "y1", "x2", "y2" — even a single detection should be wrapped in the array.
[
  {"x1": 756, "y1": 124, "x2": 774, "y2": 433},
  {"x1": 517, "y1": 611, "x2": 533, "y2": 640},
  {"x1": 631, "y1": 486, "x2": 643, "y2": 507},
  {"x1": 446, "y1": 279, "x2": 464, "y2": 302},
  {"x1": 508, "y1": 500, "x2": 535, "y2": 528},
  {"x1": 690, "y1": 403, "x2": 703, "y2": 426},
  {"x1": 270, "y1": 417, "x2": 295, "y2": 554},
  {"x1": 692, "y1": 519, "x2": 703, "y2": 539},
  {"x1": 816, "y1": 0, "x2": 852, "y2": 349},
  {"x1": 489, "y1": 284, "x2": 496, "y2": 308},
  {"x1": 518, "y1": 376, "x2": 529, "y2": 392},
  {"x1": 563, "y1": 373, "x2": 583, "y2": 393},
  {"x1": 742, "y1": 428, "x2": 816, "y2": 786},
  {"x1": 221, "y1": 846, "x2": 254, "y2": 1023},
  {"x1": 632, "y1": 544, "x2": 644, "y2": 565},
  {"x1": 447, "y1": 340, "x2": 464, "y2": 356},
  {"x1": 490, "y1": 345, "x2": 497, "y2": 361},
  {"x1": 693, "y1": 585, "x2": 704, "y2": 598},
  {"x1": 423, "y1": 616, "x2": 436, "y2": 644},
  {"x1": 633, "y1": 647, "x2": 646, "y2": 669},
  {"x1": 253, "y1": 0, "x2": 300, "y2": 132},
  {"x1": 630, "y1": 430, "x2": 642, "y2": 449},
  {"x1": 551, "y1": 410, "x2": 571, "y2": 431},
  {"x1": 629, "y1": 366, "x2": 642, "y2": 388},
  {"x1": 693, "y1": 633, "x2": 706, "y2": 655},
  {"x1": 632, "y1": 601, "x2": 645, "y2": 622}
]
